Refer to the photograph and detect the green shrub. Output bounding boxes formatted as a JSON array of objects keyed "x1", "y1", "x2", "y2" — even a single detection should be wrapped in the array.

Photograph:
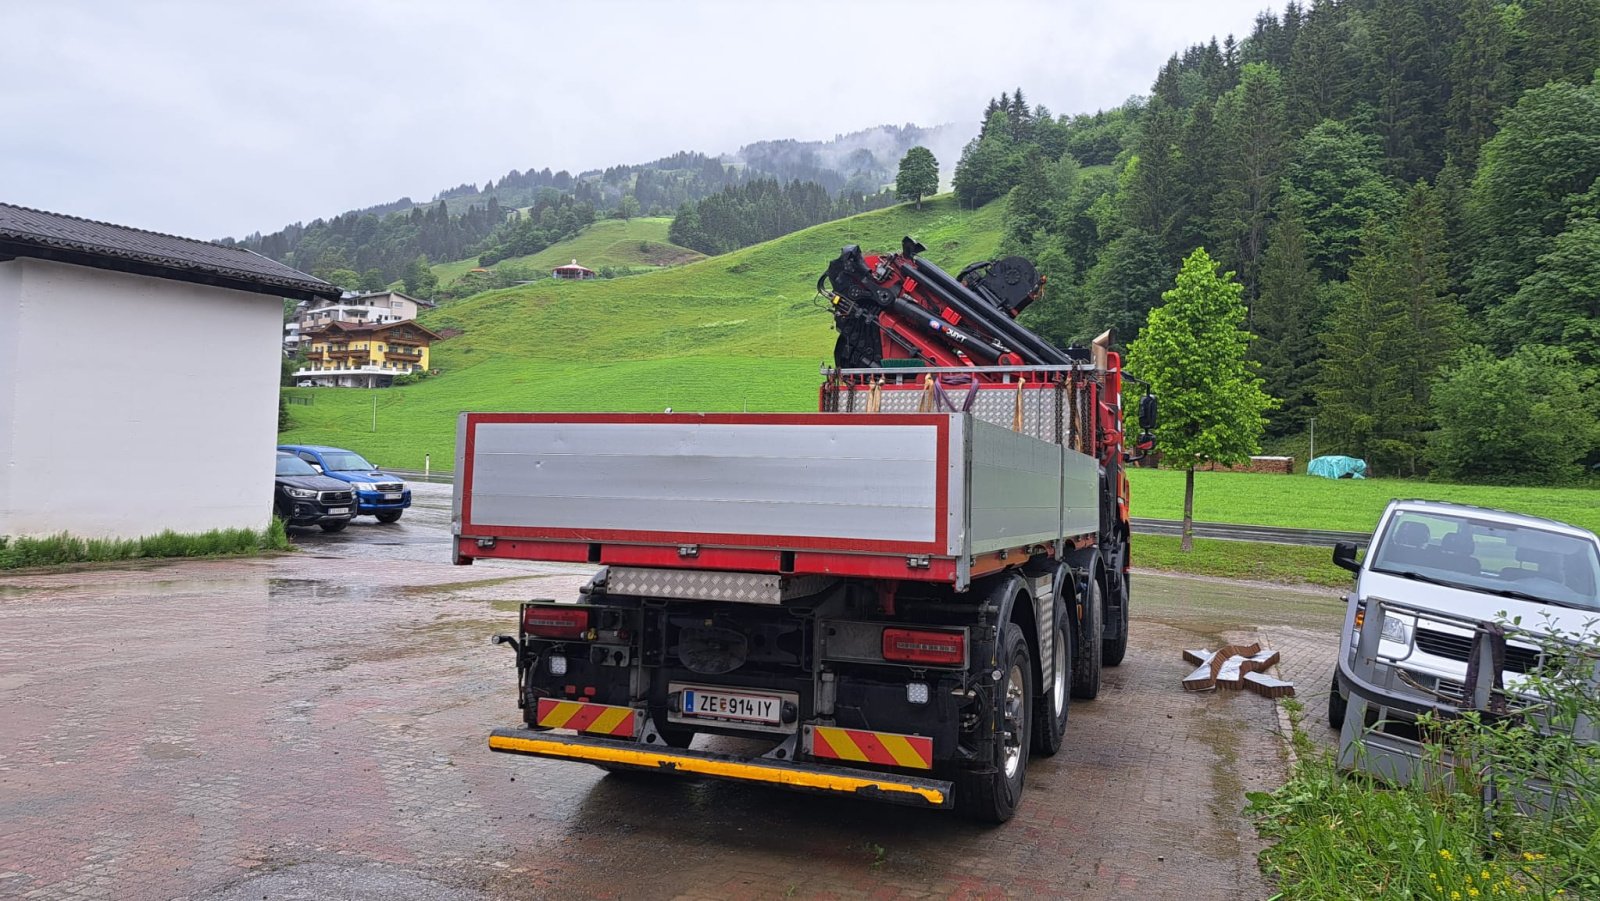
[
  {"x1": 1252, "y1": 631, "x2": 1600, "y2": 899},
  {"x1": 0, "y1": 522, "x2": 292, "y2": 570}
]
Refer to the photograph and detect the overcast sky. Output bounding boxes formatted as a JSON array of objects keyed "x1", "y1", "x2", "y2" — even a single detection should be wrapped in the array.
[{"x1": 1, "y1": 0, "x2": 1275, "y2": 240}]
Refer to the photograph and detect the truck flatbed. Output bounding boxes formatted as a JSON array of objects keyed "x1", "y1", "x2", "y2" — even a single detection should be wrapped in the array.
[{"x1": 454, "y1": 411, "x2": 1098, "y2": 590}]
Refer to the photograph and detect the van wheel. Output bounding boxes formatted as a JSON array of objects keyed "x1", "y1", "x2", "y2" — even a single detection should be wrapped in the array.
[
  {"x1": 1071, "y1": 576, "x2": 1104, "y2": 700},
  {"x1": 1328, "y1": 674, "x2": 1348, "y2": 730},
  {"x1": 957, "y1": 622, "x2": 1030, "y2": 823},
  {"x1": 375, "y1": 511, "x2": 402, "y2": 523}
]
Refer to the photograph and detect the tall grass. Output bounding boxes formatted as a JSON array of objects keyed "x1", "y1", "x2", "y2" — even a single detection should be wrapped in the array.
[
  {"x1": 0, "y1": 520, "x2": 292, "y2": 569},
  {"x1": 1252, "y1": 638, "x2": 1600, "y2": 899}
]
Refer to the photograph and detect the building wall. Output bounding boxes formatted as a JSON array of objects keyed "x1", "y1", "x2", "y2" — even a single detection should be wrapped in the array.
[
  {"x1": 0, "y1": 258, "x2": 284, "y2": 539},
  {"x1": 0, "y1": 263, "x2": 21, "y2": 532}
]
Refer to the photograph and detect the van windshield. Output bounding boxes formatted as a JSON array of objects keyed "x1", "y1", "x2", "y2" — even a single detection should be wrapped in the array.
[{"x1": 1371, "y1": 510, "x2": 1600, "y2": 610}]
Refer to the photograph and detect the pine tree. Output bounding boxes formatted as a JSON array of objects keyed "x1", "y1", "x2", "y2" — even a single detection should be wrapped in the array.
[
  {"x1": 1251, "y1": 195, "x2": 1321, "y2": 435},
  {"x1": 1363, "y1": 0, "x2": 1448, "y2": 183},
  {"x1": 1211, "y1": 63, "x2": 1288, "y2": 300},
  {"x1": 1083, "y1": 231, "x2": 1176, "y2": 346},
  {"x1": 1173, "y1": 98, "x2": 1220, "y2": 258},
  {"x1": 1284, "y1": 1, "x2": 1358, "y2": 134},
  {"x1": 1125, "y1": 98, "x2": 1187, "y2": 253},
  {"x1": 1314, "y1": 195, "x2": 1459, "y2": 476},
  {"x1": 1446, "y1": 0, "x2": 1513, "y2": 168},
  {"x1": 1126, "y1": 249, "x2": 1275, "y2": 551},
  {"x1": 1514, "y1": 0, "x2": 1600, "y2": 92}
]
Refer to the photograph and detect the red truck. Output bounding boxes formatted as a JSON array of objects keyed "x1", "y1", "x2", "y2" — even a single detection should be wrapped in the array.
[{"x1": 457, "y1": 240, "x2": 1154, "y2": 821}]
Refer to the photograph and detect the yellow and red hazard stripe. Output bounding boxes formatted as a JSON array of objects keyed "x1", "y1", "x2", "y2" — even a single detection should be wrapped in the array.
[
  {"x1": 809, "y1": 726, "x2": 933, "y2": 770},
  {"x1": 535, "y1": 699, "x2": 637, "y2": 738}
]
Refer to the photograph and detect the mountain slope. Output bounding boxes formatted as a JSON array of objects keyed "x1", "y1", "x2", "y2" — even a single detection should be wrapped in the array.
[
  {"x1": 431, "y1": 217, "x2": 704, "y2": 287},
  {"x1": 280, "y1": 195, "x2": 1003, "y2": 467}
]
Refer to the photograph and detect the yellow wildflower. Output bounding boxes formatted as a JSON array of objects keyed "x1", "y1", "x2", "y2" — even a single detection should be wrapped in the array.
[
  {"x1": 1441, "y1": 849, "x2": 1455, "y2": 860},
  {"x1": 1483, "y1": 870, "x2": 1492, "y2": 880}
]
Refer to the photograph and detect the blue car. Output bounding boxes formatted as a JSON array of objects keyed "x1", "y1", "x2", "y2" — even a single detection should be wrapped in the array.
[{"x1": 277, "y1": 444, "x2": 411, "y2": 523}]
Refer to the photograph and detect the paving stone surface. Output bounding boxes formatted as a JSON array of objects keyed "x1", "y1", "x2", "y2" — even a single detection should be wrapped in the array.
[{"x1": 0, "y1": 484, "x2": 1341, "y2": 900}]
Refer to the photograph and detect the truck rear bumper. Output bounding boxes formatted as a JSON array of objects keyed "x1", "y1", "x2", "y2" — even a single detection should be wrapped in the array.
[{"x1": 488, "y1": 728, "x2": 953, "y2": 809}]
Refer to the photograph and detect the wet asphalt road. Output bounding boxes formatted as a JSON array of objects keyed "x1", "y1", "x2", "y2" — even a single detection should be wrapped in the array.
[{"x1": 0, "y1": 483, "x2": 1346, "y2": 900}]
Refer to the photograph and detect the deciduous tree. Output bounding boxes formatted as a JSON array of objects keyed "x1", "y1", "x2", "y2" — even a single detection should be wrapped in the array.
[
  {"x1": 1427, "y1": 345, "x2": 1600, "y2": 482},
  {"x1": 895, "y1": 146, "x2": 940, "y2": 210},
  {"x1": 1126, "y1": 249, "x2": 1274, "y2": 551}
]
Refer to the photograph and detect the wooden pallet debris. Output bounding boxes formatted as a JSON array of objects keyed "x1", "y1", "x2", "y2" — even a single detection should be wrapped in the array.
[{"x1": 1181, "y1": 644, "x2": 1294, "y2": 698}]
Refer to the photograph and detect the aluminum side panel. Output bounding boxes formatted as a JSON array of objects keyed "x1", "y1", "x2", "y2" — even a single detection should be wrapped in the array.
[
  {"x1": 468, "y1": 421, "x2": 940, "y2": 544},
  {"x1": 947, "y1": 415, "x2": 966, "y2": 557},
  {"x1": 967, "y1": 418, "x2": 1067, "y2": 555},
  {"x1": 453, "y1": 411, "x2": 468, "y2": 536},
  {"x1": 1062, "y1": 449, "x2": 1100, "y2": 538}
]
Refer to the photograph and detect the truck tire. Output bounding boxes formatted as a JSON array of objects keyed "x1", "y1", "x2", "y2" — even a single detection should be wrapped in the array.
[
  {"x1": 319, "y1": 520, "x2": 348, "y2": 533},
  {"x1": 1031, "y1": 607, "x2": 1071, "y2": 757},
  {"x1": 1103, "y1": 571, "x2": 1130, "y2": 667},
  {"x1": 375, "y1": 511, "x2": 403, "y2": 524},
  {"x1": 1071, "y1": 575, "x2": 1104, "y2": 700},
  {"x1": 957, "y1": 622, "x2": 1031, "y2": 823}
]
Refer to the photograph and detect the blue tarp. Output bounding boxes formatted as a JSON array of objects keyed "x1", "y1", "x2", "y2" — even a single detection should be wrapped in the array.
[{"x1": 1308, "y1": 455, "x2": 1367, "y2": 479}]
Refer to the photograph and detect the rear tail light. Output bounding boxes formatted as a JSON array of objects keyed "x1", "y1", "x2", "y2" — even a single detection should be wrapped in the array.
[
  {"x1": 883, "y1": 628, "x2": 965, "y2": 666},
  {"x1": 522, "y1": 606, "x2": 590, "y2": 639}
]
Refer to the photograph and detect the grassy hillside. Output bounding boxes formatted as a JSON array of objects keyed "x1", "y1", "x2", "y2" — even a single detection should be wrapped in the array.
[
  {"x1": 431, "y1": 217, "x2": 704, "y2": 287},
  {"x1": 281, "y1": 195, "x2": 1005, "y2": 467}
]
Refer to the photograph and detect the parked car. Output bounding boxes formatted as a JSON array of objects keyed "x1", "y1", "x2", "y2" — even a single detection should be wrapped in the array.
[
  {"x1": 277, "y1": 444, "x2": 412, "y2": 522},
  {"x1": 1329, "y1": 499, "x2": 1600, "y2": 783},
  {"x1": 273, "y1": 452, "x2": 356, "y2": 532}
]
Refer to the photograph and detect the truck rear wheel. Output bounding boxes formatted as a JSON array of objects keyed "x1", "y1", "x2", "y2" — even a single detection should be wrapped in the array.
[
  {"x1": 957, "y1": 622, "x2": 1030, "y2": 823},
  {"x1": 1032, "y1": 607, "x2": 1071, "y2": 757},
  {"x1": 1071, "y1": 576, "x2": 1104, "y2": 700},
  {"x1": 1103, "y1": 571, "x2": 1130, "y2": 667}
]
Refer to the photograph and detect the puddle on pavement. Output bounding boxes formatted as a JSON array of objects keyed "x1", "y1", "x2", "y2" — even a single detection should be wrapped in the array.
[
  {"x1": 268, "y1": 578, "x2": 385, "y2": 604},
  {"x1": 143, "y1": 741, "x2": 202, "y2": 760}
]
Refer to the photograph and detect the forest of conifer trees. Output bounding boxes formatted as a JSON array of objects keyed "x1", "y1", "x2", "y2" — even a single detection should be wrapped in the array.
[{"x1": 962, "y1": 0, "x2": 1600, "y2": 482}]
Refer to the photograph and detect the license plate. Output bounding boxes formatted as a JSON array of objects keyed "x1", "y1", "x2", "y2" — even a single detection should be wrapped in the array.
[
  {"x1": 327, "y1": 508, "x2": 349, "y2": 515},
  {"x1": 672, "y1": 684, "x2": 790, "y2": 729},
  {"x1": 383, "y1": 492, "x2": 402, "y2": 500}
]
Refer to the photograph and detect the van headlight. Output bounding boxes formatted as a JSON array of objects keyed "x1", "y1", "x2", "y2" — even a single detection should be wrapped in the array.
[
  {"x1": 1380, "y1": 613, "x2": 1413, "y2": 645},
  {"x1": 284, "y1": 487, "x2": 317, "y2": 499}
]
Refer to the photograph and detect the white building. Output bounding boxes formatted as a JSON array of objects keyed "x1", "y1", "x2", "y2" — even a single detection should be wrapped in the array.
[
  {"x1": 288, "y1": 291, "x2": 429, "y2": 353},
  {"x1": 0, "y1": 202, "x2": 339, "y2": 540}
]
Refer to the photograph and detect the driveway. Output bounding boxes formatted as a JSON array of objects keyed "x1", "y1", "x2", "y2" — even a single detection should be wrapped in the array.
[{"x1": 0, "y1": 483, "x2": 1344, "y2": 900}]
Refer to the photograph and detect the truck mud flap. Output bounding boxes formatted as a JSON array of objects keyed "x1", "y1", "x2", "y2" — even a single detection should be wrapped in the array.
[{"x1": 488, "y1": 728, "x2": 953, "y2": 809}]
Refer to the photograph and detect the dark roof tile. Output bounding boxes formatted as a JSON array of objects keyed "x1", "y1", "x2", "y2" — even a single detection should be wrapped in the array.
[{"x1": 0, "y1": 202, "x2": 340, "y2": 299}]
